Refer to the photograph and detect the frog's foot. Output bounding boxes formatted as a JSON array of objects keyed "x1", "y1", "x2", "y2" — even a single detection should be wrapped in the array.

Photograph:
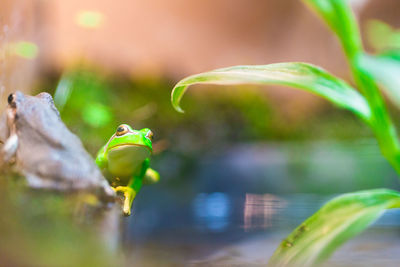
[
  {"x1": 143, "y1": 168, "x2": 160, "y2": 185},
  {"x1": 112, "y1": 186, "x2": 137, "y2": 216},
  {"x1": 1, "y1": 134, "x2": 18, "y2": 163}
]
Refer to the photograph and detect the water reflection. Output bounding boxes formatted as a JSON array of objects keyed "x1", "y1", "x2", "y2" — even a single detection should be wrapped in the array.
[
  {"x1": 244, "y1": 193, "x2": 285, "y2": 231},
  {"x1": 193, "y1": 192, "x2": 231, "y2": 232},
  {"x1": 129, "y1": 188, "x2": 400, "y2": 266},
  {"x1": 127, "y1": 142, "x2": 400, "y2": 265}
]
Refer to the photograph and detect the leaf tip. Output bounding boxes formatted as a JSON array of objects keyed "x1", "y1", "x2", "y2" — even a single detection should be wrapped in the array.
[
  {"x1": 171, "y1": 84, "x2": 187, "y2": 113},
  {"x1": 173, "y1": 105, "x2": 185, "y2": 113}
]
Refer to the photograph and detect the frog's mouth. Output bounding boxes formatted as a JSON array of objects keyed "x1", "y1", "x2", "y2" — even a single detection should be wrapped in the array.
[{"x1": 108, "y1": 143, "x2": 152, "y2": 153}]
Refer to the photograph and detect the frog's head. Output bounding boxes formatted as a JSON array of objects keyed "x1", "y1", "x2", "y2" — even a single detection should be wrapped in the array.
[
  {"x1": 105, "y1": 124, "x2": 153, "y2": 154},
  {"x1": 102, "y1": 124, "x2": 153, "y2": 177}
]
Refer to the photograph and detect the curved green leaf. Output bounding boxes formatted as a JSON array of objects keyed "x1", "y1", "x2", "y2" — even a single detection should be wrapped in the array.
[
  {"x1": 171, "y1": 63, "x2": 372, "y2": 123},
  {"x1": 303, "y1": 0, "x2": 362, "y2": 59},
  {"x1": 268, "y1": 189, "x2": 400, "y2": 267},
  {"x1": 358, "y1": 52, "x2": 400, "y2": 108}
]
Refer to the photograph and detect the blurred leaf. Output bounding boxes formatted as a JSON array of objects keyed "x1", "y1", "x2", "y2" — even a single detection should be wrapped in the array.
[
  {"x1": 171, "y1": 63, "x2": 372, "y2": 123},
  {"x1": 366, "y1": 20, "x2": 400, "y2": 52},
  {"x1": 54, "y1": 73, "x2": 73, "y2": 112},
  {"x1": 268, "y1": 189, "x2": 400, "y2": 267},
  {"x1": 303, "y1": 0, "x2": 362, "y2": 59},
  {"x1": 357, "y1": 51, "x2": 400, "y2": 108}
]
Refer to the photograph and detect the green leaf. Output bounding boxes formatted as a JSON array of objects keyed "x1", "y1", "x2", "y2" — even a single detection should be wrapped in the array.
[
  {"x1": 357, "y1": 51, "x2": 400, "y2": 108},
  {"x1": 303, "y1": 0, "x2": 362, "y2": 59},
  {"x1": 268, "y1": 189, "x2": 400, "y2": 267},
  {"x1": 171, "y1": 63, "x2": 372, "y2": 123}
]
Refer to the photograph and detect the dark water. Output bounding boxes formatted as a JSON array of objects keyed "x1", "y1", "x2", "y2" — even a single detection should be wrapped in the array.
[{"x1": 123, "y1": 140, "x2": 400, "y2": 266}]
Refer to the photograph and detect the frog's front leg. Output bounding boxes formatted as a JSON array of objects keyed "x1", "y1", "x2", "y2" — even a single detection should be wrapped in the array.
[
  {"x1": 113, "y1": 177, "x2": 143, "y2": 216},
  {"x1": 0, "y1": 109, "x2": 19, "y2": 164}
]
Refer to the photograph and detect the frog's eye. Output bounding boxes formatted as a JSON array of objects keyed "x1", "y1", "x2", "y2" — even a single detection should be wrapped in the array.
[
  {"x1": 116, "y1": 125, "x2": 129, "y2": 136},
  {"x1": 146, "y1": 130, "x2": 153, "y2": 141}
]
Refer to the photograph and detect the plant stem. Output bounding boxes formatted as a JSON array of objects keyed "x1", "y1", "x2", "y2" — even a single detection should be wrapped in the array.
[
  {"x1": 327, "y1": 0, "x2": 400, "y2": 176},
  {"x1": 351, "y1": 63, "x2": 400, "y2": 174}
]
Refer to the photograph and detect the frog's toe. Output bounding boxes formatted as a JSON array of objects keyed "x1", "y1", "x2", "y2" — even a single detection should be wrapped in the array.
[
  {"x1": 112, "y1": 186, "x2": 136, "y2": 216},
  {"x1": 122, "y1": 188, "x2": 137, "y2": 216},
  {"x1": 123, "y1": 205, "x2": 131, "y2": 216}
]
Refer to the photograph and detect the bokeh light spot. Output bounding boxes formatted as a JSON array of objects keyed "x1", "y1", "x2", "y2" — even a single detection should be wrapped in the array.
[
  {"x1": 82, "y1": 103, "x2": 112, "y2": 128},
  {"x1": 11, "y1": 41, "x2": 38, "y2": 59},
  {"x1": 75, "y1": 10, "x2": 104, "y2": 29}
]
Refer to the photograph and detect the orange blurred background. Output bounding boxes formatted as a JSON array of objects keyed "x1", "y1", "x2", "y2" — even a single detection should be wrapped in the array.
[{"x1": 1, "y1": 0, "x2": 399, "y2": 108}]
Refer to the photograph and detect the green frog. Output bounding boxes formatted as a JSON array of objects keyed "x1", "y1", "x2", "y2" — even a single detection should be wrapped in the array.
[{"x1": 96, "y1": 124, "x2": 160, "y2": 216}]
